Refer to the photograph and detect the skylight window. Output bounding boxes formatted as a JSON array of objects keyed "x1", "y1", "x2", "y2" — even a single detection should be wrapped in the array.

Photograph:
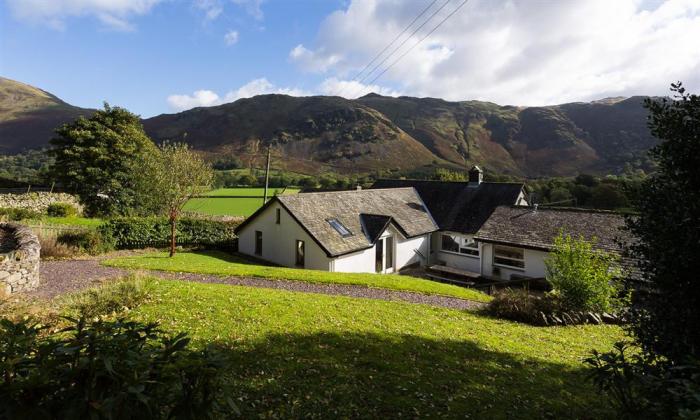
[{"x1": 328, "y1": 218, "x2": 352, "y2": 237}]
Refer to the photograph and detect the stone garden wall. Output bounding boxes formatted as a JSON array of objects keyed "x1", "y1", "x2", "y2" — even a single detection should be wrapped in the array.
[
  {"x1": 0, "y1": 223, "x2": 41, "y2": 295},
  {"x1": 0, "y1": 192, "x2": 83, "y2": 215}
]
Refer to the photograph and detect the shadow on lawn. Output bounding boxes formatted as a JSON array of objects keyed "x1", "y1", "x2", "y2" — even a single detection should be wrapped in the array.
[{"x1": 212, "y1": 331, "x2": 613, "y2": 419}]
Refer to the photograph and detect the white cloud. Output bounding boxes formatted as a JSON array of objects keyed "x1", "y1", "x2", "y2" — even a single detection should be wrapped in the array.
[
  {"x1": 289, "y1": 44, "x2": 342, "y2": 73},
  {"x1": 6, "y1": 0, "x2": 162, "y2": 31},
  {"x1": 167, "y1": 90, "x2": 222, "y2": 111},
  {"x1": 319, "y1": 77, "x2": 402, "y2": 98},
  {"x1": 195, "y1": 0, "x2": 223, "y2": 20},
  {"x1": 232, "y1": 0, "x2": 265, "y2": 20},
  {"x1": 224, "y1": 30, "x2": 239, "y2": 45},
  {"x1": 294, "y1": 0, "x2": 700, "y2": 104},
  {"x1": 167, "y1": 78, "x2": 310, "y2": 111}
]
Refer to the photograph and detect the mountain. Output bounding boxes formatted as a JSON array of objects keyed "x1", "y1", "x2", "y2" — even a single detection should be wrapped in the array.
[
  {"x1": 143, "y1": 95, "x2": 437, "y2": 173},
  {"x1": 0, "y1": 77, "x2": 94, "y2": 154},
  {"x1": 0, "y1": 77, "x2": 657, "y2": 177}
]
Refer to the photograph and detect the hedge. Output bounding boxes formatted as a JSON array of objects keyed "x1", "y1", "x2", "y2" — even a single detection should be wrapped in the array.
[{"x1": 99, "y1": 217, "x2": 239, "y2": 249}]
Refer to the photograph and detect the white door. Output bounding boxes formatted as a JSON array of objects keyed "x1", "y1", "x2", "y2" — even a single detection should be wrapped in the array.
[{"x1": 375, "y1": 236, "x2": 395, "y2": 274}]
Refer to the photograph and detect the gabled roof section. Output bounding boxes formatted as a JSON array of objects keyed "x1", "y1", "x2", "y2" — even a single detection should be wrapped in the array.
[
  {"x1": 238, "y1": 187, "x2": 438, "y2": 257},
  {"x1": 474, "y1": 206, "x2": 630, "y2": 252},
  {"x1": 359, "y1": 214, "x2": 393, "y2": 244},
  {"x1": 370, "y1": 179, "x2": 526, "y2": 233}
]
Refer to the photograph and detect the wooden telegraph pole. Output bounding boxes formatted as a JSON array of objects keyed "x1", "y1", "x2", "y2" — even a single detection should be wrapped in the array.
[{"x1": 263, "y1": 145, "x2": 271, "y2": 205}]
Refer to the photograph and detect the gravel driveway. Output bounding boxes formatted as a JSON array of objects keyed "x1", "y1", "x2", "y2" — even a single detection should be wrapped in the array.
[{"x1": 34, "y1": 259, "x2": 485, "y2": 311}]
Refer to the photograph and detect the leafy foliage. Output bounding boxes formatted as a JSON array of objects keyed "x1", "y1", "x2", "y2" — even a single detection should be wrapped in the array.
[
  {"x1": 46, "y1": 202, "x2": 77, "y2": 217},
  {"x1": 49, "y1": 103, "x2": 158, "y2": 217},
  {"x1": 60, "y1": 275, "x2": 153, "y2": 318},
  {"x1": 0, "y1": 316, "x2": 236, "y2": 419},
  {"x1": 545, "y1": 232, "x2": 622, "y2": 313},
  {"x1": 99, "y1": 217, "x2": 238, "y2": 249},
  {"x1": 133, "y1": 142, "x2": 213, "y2": 256},
  {"x1": 0, "y1": 149, "x2": 54, "y2": 184},
  {"x1": 0, "y1": 207, "x2": 42, "y2": 221},
  {"x1": 588, "y1": 83, "x2": 700, "y2": 418},
  {"x1": 57, "y1": 229, "x2": 115, "y2": 255}
]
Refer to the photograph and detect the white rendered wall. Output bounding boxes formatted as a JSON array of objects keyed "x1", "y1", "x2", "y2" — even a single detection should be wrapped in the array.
[
  {"x1": 480, "y1": 243, "x2": 548, "y2": 280},
  {"x1": 237, "y1": 202, "x2": 330, "y2": 271},
  {"x1": 331, "y1": 224, "x2": 430, "y2": 273}
]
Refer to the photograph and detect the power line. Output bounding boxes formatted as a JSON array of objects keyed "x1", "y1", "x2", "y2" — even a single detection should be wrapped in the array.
[
  {"x1": 345, "y1": 0, "x2": 454, "y2": 99},
  {"x1": 336, "y1": 0, "x2": 440, "y2": 97},
  {"x1": 364, "y1": 0, "x2": 470, "y2": 88}
]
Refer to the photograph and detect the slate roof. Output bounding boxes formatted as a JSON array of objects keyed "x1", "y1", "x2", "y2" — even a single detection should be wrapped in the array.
[
  {"x1": 370, "y1": 179, "x2": 526, "y2": 234},
  {"x1": 236, "y1": 188, "x2": 438, "y2": 257},
  {"x1": 474, "y1": 206, "x2": 630, "y2": 252}
]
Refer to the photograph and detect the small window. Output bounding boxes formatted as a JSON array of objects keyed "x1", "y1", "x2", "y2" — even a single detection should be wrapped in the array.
[
  {"x1": 295, "y1": 240, "x2": 305, "y2": 268},
  {"x1": 327, "y1": 218, "x2": 352, "y2": 237},
  {"x1": 255, "y1": 231, "x2": 262, "y2": 255},
  {"x1": 493, "y1": 245, "x2": 525, "y2": 269},
  {"x1": 275, "y1": 208, "x2": 281, "y2": 224},
  {"x1": 441, "y1": 233, "x2": 479, "y2": 257}
]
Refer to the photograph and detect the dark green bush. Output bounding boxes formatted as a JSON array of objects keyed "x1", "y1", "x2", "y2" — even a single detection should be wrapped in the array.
[
  {"x1": 0, "y1": 316, "x2": 237, "y2": 419},
  {"x1": 0, "y1": 207, "x2": 42, "y2": 221},
  {"x1": 100, "y1": 217, "x2": 238, "y2": 249},
  {"x1": 57, "y1": 229, "x2": 115, "y2": 255},
  {"x1": 486, "y1": 289, "x2": 561, "y2": 325},
  {"x1": 46, "y1": 202, "x2": 78, "y2": 217}
]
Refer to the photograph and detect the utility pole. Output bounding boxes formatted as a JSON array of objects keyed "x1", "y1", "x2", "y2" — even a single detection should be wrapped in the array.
[{"x1": 263, "y1": 145, "x2": 271, "y2": 205}]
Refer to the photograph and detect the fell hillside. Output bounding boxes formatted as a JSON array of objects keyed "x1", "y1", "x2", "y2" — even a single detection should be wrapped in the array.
[
  {"x1": 357, "y1": 94, "x2": 655, "y2": 176},
  {"x1": 143, "y1": 95, "x2": 438, "y2": 173},
  {"x1": 0, "y1": 77, "x2": 94, "y2": 154},
  {"x1": 0, "y1": 77, "x2": 657, "y2": 177}
]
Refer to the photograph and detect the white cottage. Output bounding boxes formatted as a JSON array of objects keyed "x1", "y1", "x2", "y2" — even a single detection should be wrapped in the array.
[{"x1": 235, "y1": 187, "x2": 438, "y2": 273}]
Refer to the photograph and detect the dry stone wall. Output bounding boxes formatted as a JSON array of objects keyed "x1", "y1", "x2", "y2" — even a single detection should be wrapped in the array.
[
  {"x1": 0, "y1": 223, "x2": 41, "y2": 295},
  {"x1": 0, "y1": 192, "x2": 83, "y2": 215}
]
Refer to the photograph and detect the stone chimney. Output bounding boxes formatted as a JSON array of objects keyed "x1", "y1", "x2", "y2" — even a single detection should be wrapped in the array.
[{"x1": 468, "y1": 165, "x2": 483, "y2": 187}]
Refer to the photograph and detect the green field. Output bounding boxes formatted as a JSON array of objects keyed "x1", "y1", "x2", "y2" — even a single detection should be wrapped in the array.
[
  {"x1": 125, "y1": 278, "x2": 622, "y2": 418},
  {"x1": 183, "y1": 187, "x2": 300, "y2": 216},
  {"x1": 102, "y1": 250, "x2": 492, "y2": 302}
]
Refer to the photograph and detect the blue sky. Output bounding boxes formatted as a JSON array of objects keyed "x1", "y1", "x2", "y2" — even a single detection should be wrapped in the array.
[{"x1": 2, "y1": 0, "x2": 699, "y2": 118}]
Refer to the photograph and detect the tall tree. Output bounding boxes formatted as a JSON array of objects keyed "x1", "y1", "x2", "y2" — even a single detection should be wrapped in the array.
[
  {"x1": 626, "y1": 82, "x2": 700, "y2": 363},
  {"x1": 49, "y1": 103, "x2": 157, "y2": 216},
  {"x1": 137, "y1": 142, "x2": 213, "y2": 257}
]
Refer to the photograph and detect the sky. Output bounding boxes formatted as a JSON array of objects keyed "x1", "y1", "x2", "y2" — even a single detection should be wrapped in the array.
[{"x1": 2, "y1": 0, "x2": 700, "y2": 118}]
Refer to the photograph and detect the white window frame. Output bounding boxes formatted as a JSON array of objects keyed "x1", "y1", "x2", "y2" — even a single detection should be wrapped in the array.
[
  {"x1": 493, "y1": 245, "x2": 525, "y2": 270},
  {"x1": 440, "y1": 233, "x2": 480, "y2": 258}
]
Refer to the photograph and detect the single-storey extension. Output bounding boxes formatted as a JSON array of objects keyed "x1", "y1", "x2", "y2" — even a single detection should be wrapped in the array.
[{"x1": 234, "y1": 187, "x2": 438, "y2": 273}]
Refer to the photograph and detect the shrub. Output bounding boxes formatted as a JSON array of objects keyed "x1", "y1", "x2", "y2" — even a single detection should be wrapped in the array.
[
  {"x1": 545, "y1": 232, "x2": 623, "y2": 313},
  {"x1": 100, "y1": 217, "x2": 238, "y2": 249},
  {"x1": 0, "y1": 316, "x2": 237, "y2": 419},
  {"x1": 46, "y1": 202, "x2": 78, "y2": 217},
  {"x1": 38, "y1": 235, "x2": 80, "y2": 259},
  {"x1": 57, "y1": 229, "x2": 115, "y2": 255},
  {"x1": 0, "y1": 207, "x2": 42, "y2": 221},
  {"x1": 61, "y1": 275, "x2": 153, "y2": 318},
  {"x1": 486, "y1": 289, "x2": 562, "y2": 325}
]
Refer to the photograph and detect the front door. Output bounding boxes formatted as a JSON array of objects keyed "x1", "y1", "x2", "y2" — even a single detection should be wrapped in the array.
[
  {"x1": 375, "y1": 236, "x2": 395, "y2": 273},
  {"x1": 375, "y1": 238, "x2": 384, "y2": 273}
]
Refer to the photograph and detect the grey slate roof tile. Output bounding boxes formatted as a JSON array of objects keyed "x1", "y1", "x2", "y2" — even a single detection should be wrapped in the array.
[
  {"x1": 370, "y1": 179, "x2": 525, "y2": 233},
  {"x1": 277, "y1": 188, "x2": 437, "y2": 256}
]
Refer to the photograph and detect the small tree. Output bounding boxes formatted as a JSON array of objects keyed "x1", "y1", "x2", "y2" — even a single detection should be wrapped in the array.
[
  {"x1": 545, "y1": 232, "x2": 622, "y2": 313},
  {"x1": 139, "y1": 143, "x2": 213, "y2": 257}
]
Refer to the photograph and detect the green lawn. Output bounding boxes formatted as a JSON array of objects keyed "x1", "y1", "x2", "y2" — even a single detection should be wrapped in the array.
[
  {"x1": 130, "y1": 278, "x2": 622, "y2": 418},
  {"x1": 202, "y1": 187, "x2": 300, "y2": 197},
  {"x1": 183, "y1": 187, "x2": 300, "y2": 216},
  {"x1": 102, "y1": 250, "x2": 492, "y2": 302}
]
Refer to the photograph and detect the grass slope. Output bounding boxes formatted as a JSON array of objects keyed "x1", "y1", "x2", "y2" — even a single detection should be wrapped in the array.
[
  {"x1": 132, "y1": 279, "x2": 622, "y2": 418},
  {"x1": 184, "y1": 187, "x2": 300, "y2": 216},
  {"x1": 102, "y1": 250, "x2": 492, "y2": 302}
]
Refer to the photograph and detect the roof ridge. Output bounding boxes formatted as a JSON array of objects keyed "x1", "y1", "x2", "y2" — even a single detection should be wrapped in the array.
[
  {"x1": 375, "y1": 178, "x2": 525, "y2": 186},
  {"x1": 506, "y1": 204, "x2": 631, "y2": 215},
  {"x1": 284, "y1": 187, "x2": 416, "y2": 197}
]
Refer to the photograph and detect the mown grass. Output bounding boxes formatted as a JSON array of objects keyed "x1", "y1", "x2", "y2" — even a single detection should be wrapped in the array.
[
  {"x1": 102, "y1": 250, "x2": 492, "y2": 302},
  {"x1": 29, "y1": 216, "x2": 103, "y2": 228},
  {"x1": 129, "y1": 278, "x2": 622, "y2": 418},
  {"x1": 184, "y1": 187, "x2": 299, "y2": 216}
]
